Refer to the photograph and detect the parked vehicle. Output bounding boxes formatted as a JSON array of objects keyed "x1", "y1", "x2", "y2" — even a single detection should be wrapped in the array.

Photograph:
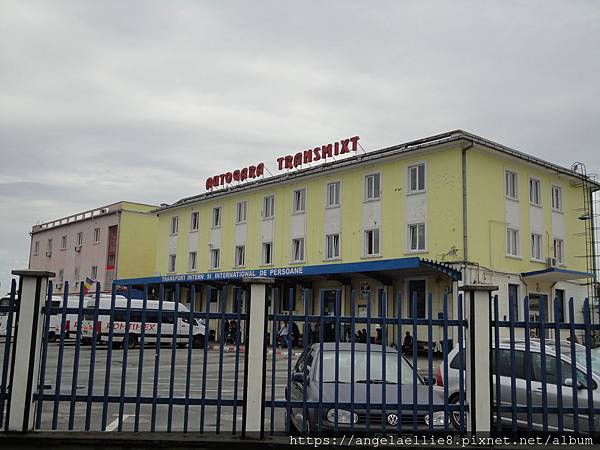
[
  {"x1": 437, "y1": 339, "x2": 600, "y2": 433},
  {"x1": 285, "y1": 343, "x2": 446, "y2": 433},
  {"x1": 80, "y1": 296, "x2": 205, "y2": 349},
  {"x1": 1, "y1": 295, "x2": 61, "y2": 342},
  {"x1": 51, "y1": 295, "x2": 91, "y2": 340}
]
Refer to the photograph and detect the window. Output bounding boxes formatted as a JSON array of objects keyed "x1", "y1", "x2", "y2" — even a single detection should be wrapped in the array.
[
  {"x1": 506, "y1": 228, "x2": 519, "y2": 257},
  {"x1": 93, "y1": 228, "x2": 100, "y2": 243},
  {"x1": 408, "y1": 163, "x2": 426, "y2": 193},
  {"x1": 262, "y1": 242, "x2": 273, "y2": 265},
  {"x1": 291, "y1": 238, "x2": 305, "y2": 262},
  {"x1": 91, "y1": 266, "x2": 98, "y2": 280},
  {"x1": 34, "y1": 241, "x2": 39, "y2": 254},
  {"x1": 553, "y1": 238, "x2": 564, "y2": 264},
  {"x1": 168, "y1": 254, "x2": 176, "y2": 272},
  {"x1": 74, "y1": 266, "x2": 80, "y2": 282},
  {"x1": 210, "y1": 248, "x2": 220, "y2": 269},
  {"x1": 492, "y1": 349, "x2": 526, "y2": 379},
  {"x1": 170, "y1": 216, "x2": 179, "y2": 234},
  {"x1": 326, "y1": 182, "x2": 340, "y2": 207},
  {"x1": 47, "y1": 239, "x2": 53, "y2": 252},
  {"x1": 188, "y1": 251, "x2": 197, "y2": 271},
  {"x1": 212, "y1": 207, "x2": 222, "y2": 228},
  {"x1": 505, "y1": 170, "x2": 518, "y2": 200},
  {"x1": 58, "y1": 270, "x2": 64, "y2": 283},
  {"x1": 408, "y1": 223, "x2": 426, "y2": 251},
  {"x1": 236, "y1": 201, "x2": 247, "y2": 223},
  {"x1": 529, "y1": 178, "x2": 541, "y2": 206},
  {"x1": 508, "y1": 284, "x2": 519, "y2": 319},
  {"x1": 293, "y1": 189, "x2": 306, "y2": 213},
  {"x1": 364, "y1": 229, "x2": 380, "y2": 256},
  {"x1": 551, "y1": 185, "x2": 563, "y2": 211},
  {"x1": 408, "y1": 280, "x2": 426, "y2": 318},
  {"x1": 61, "y1": 236, "x2": 67, "y2": 250},
  {"x1": 263, "y1": 195, "x2": 275, "y2": 219},
  {"x1": 325, "y1": 234, "x2": 340, "y2": 259},
  {"x1": 76, "y1": 232, "x2": 83, "y2": 246},
  {"x1": 190, "y1": 212, "x2": 199, "y2": 231},
  {"x1": 235, "y1": 245, "x2": 245, "y2": 267},
  {"x1": 365, "y1": 173, "x2": 381, "y2": 200},
  {"x1": 531, "y1": 233, "x2": 543, "y2": 261}
]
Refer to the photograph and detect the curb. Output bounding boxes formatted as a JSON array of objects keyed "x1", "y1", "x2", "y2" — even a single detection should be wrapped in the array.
[{"x1": 206, "y1": 345, "x2": 303, "y2": 357}]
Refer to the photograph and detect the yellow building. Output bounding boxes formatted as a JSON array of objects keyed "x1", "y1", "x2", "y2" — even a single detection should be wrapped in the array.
[{"x1": 120, "y1": 130, "x2": 599, "y2": 344}]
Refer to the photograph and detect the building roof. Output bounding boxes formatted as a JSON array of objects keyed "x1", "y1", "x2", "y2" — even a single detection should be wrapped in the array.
[{"x1": 157, "y1": 129, "x2": 600, "y2": 212}]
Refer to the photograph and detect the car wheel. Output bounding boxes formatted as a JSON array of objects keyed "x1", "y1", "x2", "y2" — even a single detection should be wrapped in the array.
[
  {"x1": 192, "y1": 336, "x2": 204, "y2": 349},
  {"x1": 47, "y1": 331, "x2": 57, "y2": 343},
  {"x1": 449, "y1": 394, "x2": 465, "y2": 430},
  {"x1": 127, "y1": 335, "x2": 138, "y2": 349},
  {"x1": 176, "y1": 343, "x2": 188, "y2": 349}
]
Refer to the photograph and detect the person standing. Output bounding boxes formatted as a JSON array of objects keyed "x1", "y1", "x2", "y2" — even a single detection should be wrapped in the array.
[{"x1": 278, "y1": 322, "x2": 289, "y2": 348}]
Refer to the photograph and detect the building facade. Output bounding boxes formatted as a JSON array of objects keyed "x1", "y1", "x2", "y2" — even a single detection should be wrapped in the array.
[{"x1": 29, "y1": 201, "x2": 158, "y2": 293}]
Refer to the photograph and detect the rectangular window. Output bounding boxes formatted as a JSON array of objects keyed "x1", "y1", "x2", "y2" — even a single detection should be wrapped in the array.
[
  {"x1": 508, "y1": 284, "x2": 519, "y2": 319},
  {"x1": 94, "y1": 228, "x2": 100, "y2": 243},
  {"x1": 293, "y1": 189, "x2": 306, "y2": 213},
  {"x1": 47, "y1": 239, "x2": 53, "y2": 252},
  {"x1": 168, "y1": 254, "x2": 176, "y2": 272},
  {"x1": 553, "y1": 238, "x2": 564, "y2": 264},
  {"x1": 326, "y1": 181, "x2": 340, "y2": 207},
  {"x1": 364, "y1": 229, "x2": 380, "y2": 256},
  {"x1": 210, "y1": 248, "x2": 220, "y2": 269},
  {"x1": 262, "y1": 242, "x2": 273, "y2": 265},
  {"x1": 551, "y1": 185, "x2": 563, "y2": 211},
  {"x1": 506, "y1": 228, "x2": 519, "y2": 256},
  {"x1": 188, "y1": 251, "x2": 197, "y2": 271},
  {"x1": 408, "y1": 163, "x2": 426, "y2": 192},
  {"x1": 291, "y1": 238, "x2": 305, "y2": 262},
  {"x1": 529, "y1": 178, "x2": 541, "y2": 206},
  {"x1": 531, "y1": 233, "x2": 543, "y2": 261},
  {"x1": 190, "y1": 212, "x2": 199, "y2": 231},
  {"x1": 170, "y1": 216, "x2": 179, "y2": 234},
  {"x1": 58, "y1": 269, "x2": 64, "y2": 283},
  {"x1": 34, "y1": 241, "x2": 40, "y2": 254},
  {"x1": 365, "y1": 173, "x2": 381, "y2": 200},
  {"x1": 408, "y1": 280, "x2": 426, "y2": 318},
  {"x1": 236, "y1": 201, "x2": 247, "y2": 223},
  {"x1": 263, "y1": 195, "x2": 275, "y2": 219},
  {"x1": 408, "y1": 223, "x2": 426, "y2": 251},
  {"x1": 325, "y1": 233, "x2": 340, "y2": 259},
  {"x1": 212, "y1": 207, "x2": 222, "y2": 228},
  {"x1": 235, "y1": 245, "x2": 246, "y2": 267},
  {"x1": 76, "y1": 232, "x2": 83, "y2": 246},
  {"x1": 74, "y1": 266, "x2": 80, "y2": 282},
  {"x1": 91, "y1": 265, "x2": 98, "y2": 280},
  {"x1": 505, "y1": 170, "x2": 518, "y2": 200},
  {"x1": 61, "y1": 235, "x2": 67, "y2": 249}
]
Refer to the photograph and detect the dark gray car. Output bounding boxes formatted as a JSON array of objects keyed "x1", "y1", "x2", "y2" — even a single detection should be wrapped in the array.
[{"x1": 285, "y1": 343, "x2": 446, "y2": 433}]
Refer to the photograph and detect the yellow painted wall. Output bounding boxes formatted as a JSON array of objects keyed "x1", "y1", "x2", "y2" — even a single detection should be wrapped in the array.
[{"x1": 117, "y1": 210, "x2": 159, "y2": 278}]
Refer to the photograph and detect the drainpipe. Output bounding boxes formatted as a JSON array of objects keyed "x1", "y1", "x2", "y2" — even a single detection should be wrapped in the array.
[{"x1": 462, "y1": 140, "x2": 474, "y2": 280}]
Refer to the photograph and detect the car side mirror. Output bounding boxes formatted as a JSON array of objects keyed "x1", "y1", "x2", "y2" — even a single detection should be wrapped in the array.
[{"x1": 293, "y1": 372, "x2": 308, "y2": 384}]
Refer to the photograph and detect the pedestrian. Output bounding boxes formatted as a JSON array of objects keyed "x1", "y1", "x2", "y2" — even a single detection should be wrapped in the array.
[
  {"x1": 375, "y1": 324, "x2": 382, "y2": 344},
  {"x1": 278, "y1": 322, "x2": 289, "y2": 348},
  {"x1": 292, "y1": 321, "x2": 300, "y2": 347},
  {"x1": 402, "y1": 331, "x2": 413, "y2": 354}
]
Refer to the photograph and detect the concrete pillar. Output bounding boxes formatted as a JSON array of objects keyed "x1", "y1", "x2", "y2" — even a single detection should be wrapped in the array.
[
  {"x1": 7, "y1": 270, "x2": 54, "y2": 432},
  {"x1": 459, "y1": 284, "x2": 498, "y2": 433},
  {"x1": 242, "y1": 277, "x2": 274, "y2": 437}
]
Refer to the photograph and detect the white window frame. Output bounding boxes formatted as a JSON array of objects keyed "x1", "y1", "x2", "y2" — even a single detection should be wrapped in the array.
[
  {"x1": 190, "y1": 212, "x2": 199, "y2": 232},
  {"x1": 47, "y1": 239, "x2": 53, "y2": 252},
  {"x1": 263, "y1": 195, "x2": 275, "y2": 219},
  {"x1": 292, "y1": 188, "x2": 306, "y2": 214},
  {"x1": 291, "y1": 238, "x2": 305, "y2": 262},
  {"x1": 529, "y1": 177, "x2": 542, "y2": 206},
  {"x1": 506, "y1": 228, "x2": 520, "y2": 257},
  {"x1": 212, "y1": 207, "x2": 222, "y2": 228},
  {"x1": 210, "y1": 248, "x2": 220, "y2": 269},
  {"x1": 262, "y1": 242, "x2": 273, "y2": 265},
  {"x1": 325, "y1": 233, "x2": 341, "y2": 260},
  {"x1": 531, "y1": 233, "x2": 543, "y2": 261},
  {"x1": 408, "y1": 163, "x2": 426, "y2": 194},
  {"x1": 61, "y1": 235, "x2": 67, "y2": 250},
  {"x1": 58, "y1": 269, "x2": 64, "y2": 283},
  {"x1": 235, "y1": 245, "x2": 246, "y2": 267},
  {"x1": 188, "y1": 251, "x2": 197, "y2": 271},
  {"x1": 364, "y1": 228, "x2": 380, "y2": 257},
  {"x1": 407, "y1": 223, "x2": 426, "y2": 252},
  {"x1": 553, "y1": 238, "x2": 564, "y2": 264},
  {"x1": 34, "y1": 241, "x2": 40, "y2": 255},
  {"x1": 168, "y1": 254, "x2": 176, "y2": 273},
  {"x1": 76, "y1": 232, "x2": 83, "y2": 246},
  {"x1": 74, "y1": 266, "x2": 80, "y2": 282},
  {"x1": 170, "y1": 216, "x2": 179, "y2": 235},
  {"x1": 91, "y1": 265, "x2": 98, "y2": 280},
  {"x1": 551, "y1": 185, "x2": 563, "y2": 212},
  {"x1": 326, "y1": 181, "x2": 341, "y2": 208},
  {"x1": 236, "y1": 201, "x2": 247, "y2": 224},
  {"x1": 93, "y1": 228, "x2": 100, "y2": 243},
  {"x1": 505, "y1": 170, "x2": 519, "y2": 200},
  {"x1": 364, "y1": 173, "x2": 381, "y2": 201}
]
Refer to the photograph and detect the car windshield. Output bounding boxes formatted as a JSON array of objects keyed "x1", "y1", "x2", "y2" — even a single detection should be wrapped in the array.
[
  {"x1": 574, "y1": 348, "x2": 600, "y2": 374},
  {"x1": 317, "y1": 350, "x2": 419, "y2": 385}
]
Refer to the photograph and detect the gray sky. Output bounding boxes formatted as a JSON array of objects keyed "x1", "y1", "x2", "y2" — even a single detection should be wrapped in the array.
[{"x1": 1, "y1": 0, "x2": 599, "y2": 291}]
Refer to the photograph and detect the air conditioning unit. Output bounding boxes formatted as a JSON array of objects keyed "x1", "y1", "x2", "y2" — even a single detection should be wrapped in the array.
[
  {"x1": 74, "y1": 245, "x2": 82, "y2": 252},
  {"x1": 55, "y1": 282, "x2": 63, "y2": 289},
  {"x1": 546, "y1": 257, "x2": 558, "y2": 268},
  {"x1": 45, "y1": 251, "x2": 52, "y2": 257}
]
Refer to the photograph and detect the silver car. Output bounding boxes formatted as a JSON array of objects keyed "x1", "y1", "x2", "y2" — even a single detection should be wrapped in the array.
[{"x1": 436, "y1": 339, "x2": 600, "y2": 433}]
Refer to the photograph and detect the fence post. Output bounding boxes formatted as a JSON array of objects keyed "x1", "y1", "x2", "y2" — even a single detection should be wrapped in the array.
[
  {"x1": 242, "y1": 277, "x2": 274, "y2": 437},
  {"x1": 459, "y1": 284, "x2": 497, "y2": 433},
  {"x1": 7, "y1": 270, "x2": 54, "y2": 432}
]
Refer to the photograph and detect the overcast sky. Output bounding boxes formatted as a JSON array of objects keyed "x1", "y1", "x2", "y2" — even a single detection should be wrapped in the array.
[{"x1": 1, "y1": 1, "x2": 599, "y2": 291}]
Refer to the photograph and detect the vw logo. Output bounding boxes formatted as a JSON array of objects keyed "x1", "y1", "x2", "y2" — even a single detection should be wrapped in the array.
[{"x1": 387, "y1": 414, "x2": 399, "y2": 425}]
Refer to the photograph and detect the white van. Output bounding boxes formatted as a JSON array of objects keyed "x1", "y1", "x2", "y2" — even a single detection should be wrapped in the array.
[
  {"x1": 1, "y1": 295, "x2": 61, "y2": 342},
  {"x1": 80, "y1": 296, "x2": 206, "y2": 349}
]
